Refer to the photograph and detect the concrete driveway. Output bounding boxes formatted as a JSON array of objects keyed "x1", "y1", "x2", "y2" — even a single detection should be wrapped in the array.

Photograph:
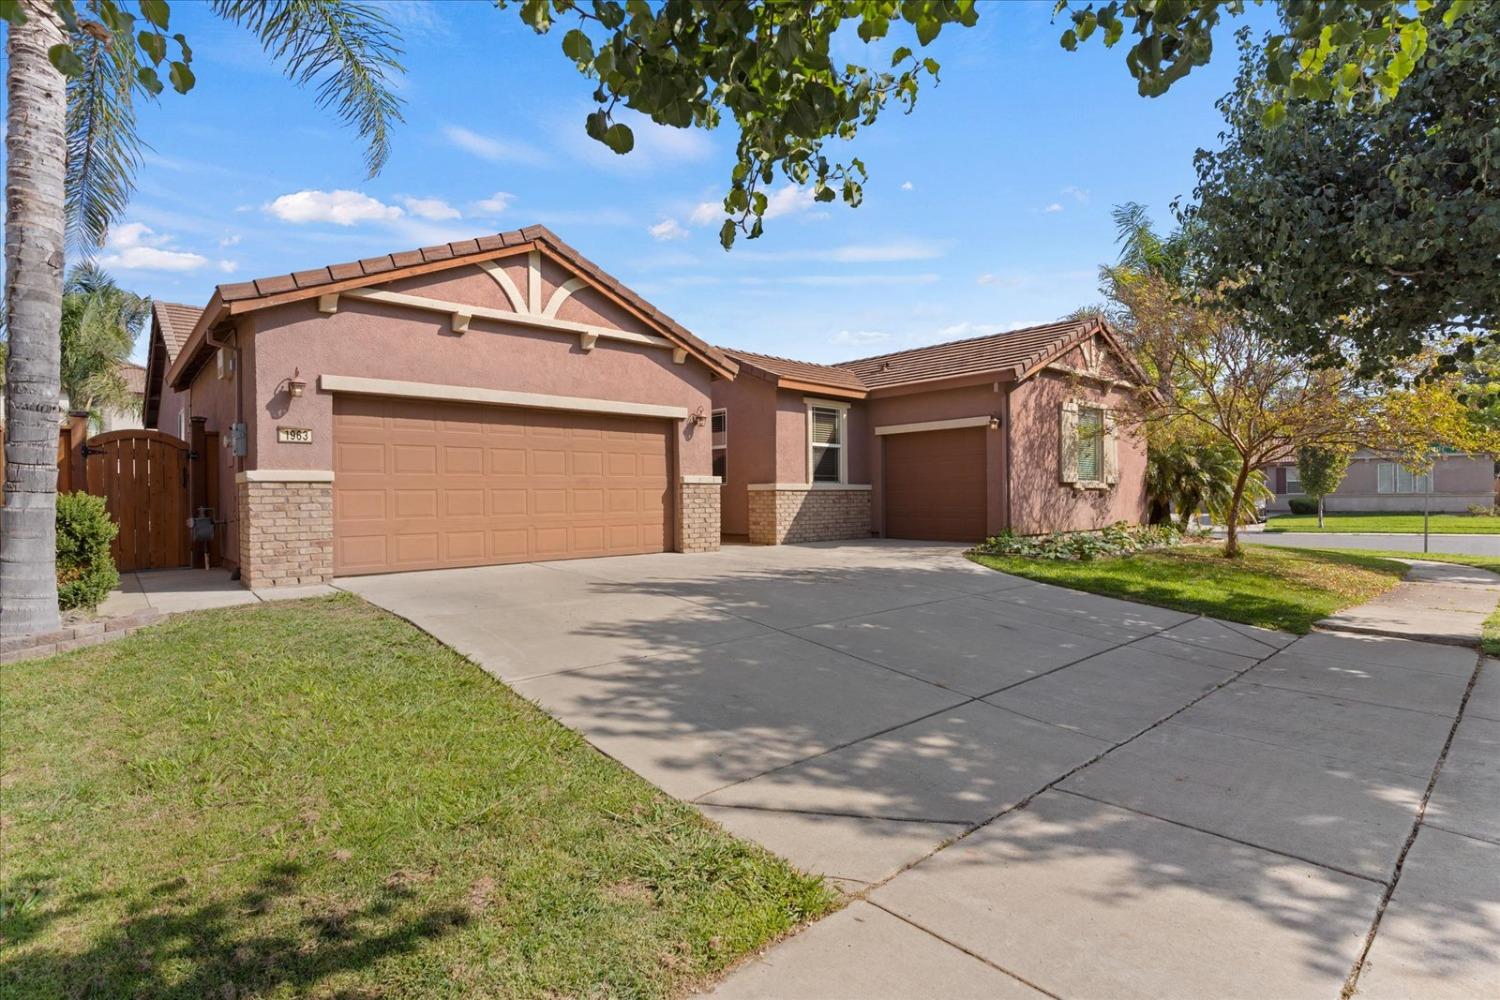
[{"x1": 338, "y1": 541, "x2": 1497, "y2": 999}]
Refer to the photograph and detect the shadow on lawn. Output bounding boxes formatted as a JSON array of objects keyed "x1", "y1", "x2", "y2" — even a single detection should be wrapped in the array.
[{"x1": 1, "y1": 861, "x2": 468, "y2": 998}]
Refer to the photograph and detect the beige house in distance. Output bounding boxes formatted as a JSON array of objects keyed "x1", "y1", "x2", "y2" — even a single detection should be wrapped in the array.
[{"x1": 1267, "y1": 450, "x2": 1496, "y2": 513}]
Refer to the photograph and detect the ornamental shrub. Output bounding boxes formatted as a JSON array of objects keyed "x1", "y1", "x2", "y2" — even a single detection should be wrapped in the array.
[
  {"x1": 975, "y1": 521, "x2": 1183, "y2": 562},
  {"x1": 1286, "y1": 496, "x2": 1320, "y2": 515},
  {"x1": 56, "y1": 491, "x2": 119, "y2": 612}
]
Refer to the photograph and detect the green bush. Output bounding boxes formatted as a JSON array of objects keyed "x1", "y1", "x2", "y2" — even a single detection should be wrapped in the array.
[
  {"x1": 1287, "y1": 496, "x2": 1320, "y2": 515},
  {"x1": 56, "y1": 491, "x2": 119, "y2": 612},
  {"x1": 975, "y1": 521, "x2": 1184, "y2": 562}
]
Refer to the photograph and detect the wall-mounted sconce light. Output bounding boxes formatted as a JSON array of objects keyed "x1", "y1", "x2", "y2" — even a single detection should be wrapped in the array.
[
  {"x1": 286, "y1": 368, "x2": 307, "y2": 398},
  {"x1": 989, "y1": 415, "x2": 1001, "y2": 430},
  {"x1": 690, "y1": 406, "x2": 707, "y2": 427}
]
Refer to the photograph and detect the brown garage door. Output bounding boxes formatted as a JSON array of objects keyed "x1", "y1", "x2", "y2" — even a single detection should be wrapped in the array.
[
  {"x1": 884, "y1": 427, "x2": 987, "y2": 542},
  {"x1": 333, "y1": 395, "x2": 670, "y2": 575}
]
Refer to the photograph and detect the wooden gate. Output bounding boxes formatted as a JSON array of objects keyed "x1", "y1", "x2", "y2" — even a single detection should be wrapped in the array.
[{"x1": 83, "y1": 430, "x2": 191, "y2": 571}]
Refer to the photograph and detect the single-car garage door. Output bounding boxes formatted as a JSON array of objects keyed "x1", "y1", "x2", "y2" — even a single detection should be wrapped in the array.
[
  {"x1": 332, "y1": 394, "x2": 670, "y2": 575},
  {"x1": 883, "y1": 427, "x2": 987, "y2": 542}
]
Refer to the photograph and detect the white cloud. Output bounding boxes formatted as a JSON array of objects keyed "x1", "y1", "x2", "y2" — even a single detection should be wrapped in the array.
[
  {"x1": 217, "y1": 260, "x2": 239, "y2": 273},
  {"x1": 648, "y1": 218, "x2": 689, "y2": 241},
  {"x1": 900, "y1": 181, "x2": 914, "y2": 191},
  {"x1": 1043, "y1": 202, "x2": 1064, "y2": 213},
  {"x1": 689, "y1": 200, "x2": 723, "y2": 226},
  {"x1": 98, "y1": 223, "x2": 209, "y2": 272},
  {"x1": 401, "y1": 196, "x2": 461, "y2": 221},
  {"x1": 1061, "y1": 185, "x2": 1090, "y2": 203},
  {"x1": 557, "y1": 105, "x2": 714, "y2": 174},
  {"x1": 469, "y1": 191, "x2": 515, "y2": 216},
  {"x1": 826, "y1": 240, "x2": 942, "y2": 263},
  {"x1": 266, "y1": 189, "x2": 403, "y2": 226},
  {"x1": 764, "y1": 184, "x2": 816, "y2": 220},
  {"x1": 442, "y1": 124, "x2": 549, "y2": 166},
  {"x1": 218, "y1": 234, "x2": 242, "y2": 248},
  {"x1": 832, "y1": 329, "x2": 892, "y2": 347}
]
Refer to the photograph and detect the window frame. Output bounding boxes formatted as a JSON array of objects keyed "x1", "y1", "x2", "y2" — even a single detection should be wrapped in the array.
[
  {"x1": 1377, "y1": 462, "x2": 1431, "y2": 494},
  {"x1": 710, "y1": 408, "x2": 727, "y2": 481},
  {"x1": 1074, "y1": 404, "x2": 1106, "y2": 486},
  {"x1": 1284, "y1": 465, "x2": 1302, "y2": 495},
  {"x1": 806, "y1": 399, "x2": 849, "y2": 486}
]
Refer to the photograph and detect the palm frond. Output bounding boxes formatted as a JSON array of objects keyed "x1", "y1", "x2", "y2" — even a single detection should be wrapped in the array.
[
  {"x1": 65, "y1": 16, "x2": 145, "y2": 255},
  {"x1": 211, "y1": 0, "x2": 406, "y2": 176}
]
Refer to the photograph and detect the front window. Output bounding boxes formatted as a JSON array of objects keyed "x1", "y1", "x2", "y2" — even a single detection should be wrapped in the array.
[
  {"x1": 711, "y1": 409, "x2": 727, "y2": 480},
  {"x1": 1075, "y1": 407, "x2": 1104, "y2": 483},
  {"x1": 1284, "y1": 465, "x2": 1302, "y2": 494},
  {"x1": 809, "y1": 405, "x2": 844, "y2": 484},
  {"x1": 1377, "y1": 463, "x2": 1431, "y2": 494}
]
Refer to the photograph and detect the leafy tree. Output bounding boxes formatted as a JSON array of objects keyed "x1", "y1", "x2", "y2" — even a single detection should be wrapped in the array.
[
  {"x1": 1054, "y1": 0, "x2": 1476, "y2": 115},
  {"x1": 58, "y1": 264, "x2": 149, "y2": 426},
  {"x1": 1144, "y1": 430, "x2": 1250, "y2": 531},
  {"x1": 1294, "y1": 445, "x2": 1352, "y2": 529},
  {"x1": 1183, "y1": 5, "x2": 1499, "y2": 376},
  {"x1": 2, "y1": 0, "x2": 405, "y2": 636}
]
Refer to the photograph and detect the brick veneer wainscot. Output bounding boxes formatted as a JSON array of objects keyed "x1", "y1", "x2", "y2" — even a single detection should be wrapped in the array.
[
  {"x1": 748, "y1": 486, "x2": 871, "y2": 544},
  {"x1": 677, "y1": 477, "x2": 722, "y2": 553},
  {"x1": 237, "y1": 478, "x2": 334, "y2": 588}
]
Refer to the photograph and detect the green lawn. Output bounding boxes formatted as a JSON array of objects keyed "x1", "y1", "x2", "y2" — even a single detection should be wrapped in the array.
[
  {"x1": 1, "y1": 595, "x2": 833, "y2": 999},
  {"x1": 969, "y1": 543, "x2": 1408, "y2": 634},
  {"x1": 1265, "y1": 512, "x2": 1500, "y2": 534}
]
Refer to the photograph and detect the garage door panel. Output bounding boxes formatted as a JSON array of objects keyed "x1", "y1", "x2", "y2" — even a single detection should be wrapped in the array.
[
  {"x1": 334, "y1": 395, "x2": 671, "y2": 574},
  {"x1": 885, "y1": 428, "x2": 987, "y2": 542}
]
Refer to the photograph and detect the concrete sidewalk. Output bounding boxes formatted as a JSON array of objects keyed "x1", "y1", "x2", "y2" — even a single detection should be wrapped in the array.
[
  {"x1": 98, "y1": 568, "x2": 337, "y2": 618},
  {"x1": 1318, "y1": 559, "x2": 1500, "y2": 646}
]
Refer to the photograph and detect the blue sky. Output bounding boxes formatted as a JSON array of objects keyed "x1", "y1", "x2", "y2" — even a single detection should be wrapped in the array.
[{"x1": 85, "y1": 0, "x2": 1275, "y2": 366}]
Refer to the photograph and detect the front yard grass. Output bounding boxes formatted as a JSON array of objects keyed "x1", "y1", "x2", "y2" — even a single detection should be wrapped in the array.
[
  {"x1": 1264, "y1": 512, "x2": 1500, "y2": 534},
  {"x1": 1, "y1": 595, "x2": 833, "y2": 999},
  {"x1": 969, "y1": 543, "x2": 1408, "y2": 634}
]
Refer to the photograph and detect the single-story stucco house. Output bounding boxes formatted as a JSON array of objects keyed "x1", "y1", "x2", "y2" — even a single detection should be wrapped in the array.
[
  {"x1": 1266, "y1": 450, "x2": 1497, "y2": 514},
  {"x1": 138, "y1": 225, "x2": 1149, "y2": 589},
  {"x1": 714, "y1": 320, "x2": 1150, "y2": 543}
]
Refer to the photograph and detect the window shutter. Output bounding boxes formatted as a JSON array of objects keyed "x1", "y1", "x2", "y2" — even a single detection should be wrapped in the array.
[
  {"x1": 1059, "y1": 402, "x2": 1079, "y2": 483},
  {"x1": 1102, "y1": 409, "x2": 1120, "y2": 485}
]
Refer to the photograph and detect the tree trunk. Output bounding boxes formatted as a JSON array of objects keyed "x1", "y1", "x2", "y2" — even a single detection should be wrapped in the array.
[
  {"x1": 1317, "y1": 495, "x2": 1325, "y2": 529},
  {"x1": 1223, "y1": 461, "x2": 1252, "y2": 558},
  {"x1": 3, "y1": 0, "x2": 67, "y2": 636}
]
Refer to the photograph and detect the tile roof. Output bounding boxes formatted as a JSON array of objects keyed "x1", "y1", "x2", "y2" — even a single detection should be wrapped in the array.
[
  {"x1": 722, "y1": 348, "x2": 869, "y2": 394},
  {"x1": 152, "y1": 301, "x2": 201, "y2": 364},
  {"x1": 207, "y1": 224, "x2": 733, "y2": 376},
  {"x1": 834, "y1": 319, "x2": 1101, "y2": 389},
  {"x1": 118, "y1": 362, "x2": 146, "y2": 395}
]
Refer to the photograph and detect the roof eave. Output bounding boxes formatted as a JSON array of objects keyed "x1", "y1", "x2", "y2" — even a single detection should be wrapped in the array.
[
  {"x1": 777, "y1": 378, "x2": 867, "y2": 400},
  {"x1": 864, "y1": 368, "x2": 1022, "y2": 398}
]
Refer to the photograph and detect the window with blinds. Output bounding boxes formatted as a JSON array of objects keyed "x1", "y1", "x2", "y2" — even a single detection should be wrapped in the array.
[
  {"x1": 1377, "y1": 463, "x2": 1431, "y2": 494},
  {"x1": 1076, "y1": 407, "x2": 1104, "y2": 483},
  {"x1": 810, "y1": 406, "x2": 843, "y2": 483}
]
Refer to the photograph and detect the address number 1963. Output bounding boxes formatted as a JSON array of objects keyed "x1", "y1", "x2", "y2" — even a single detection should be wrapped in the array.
[{"x1": 277, "y1": 426, "x2": 314, "y2": 444}]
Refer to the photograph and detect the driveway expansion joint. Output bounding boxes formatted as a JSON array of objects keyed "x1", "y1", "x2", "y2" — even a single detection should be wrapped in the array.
[{"x1": 1341, "y1": 650, "x2": 1488, "y2": 998}]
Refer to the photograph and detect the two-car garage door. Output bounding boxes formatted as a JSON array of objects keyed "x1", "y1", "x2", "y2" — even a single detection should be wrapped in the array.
[{"x1": 332, "y1": 395, "x2": 670, "y2": 575}]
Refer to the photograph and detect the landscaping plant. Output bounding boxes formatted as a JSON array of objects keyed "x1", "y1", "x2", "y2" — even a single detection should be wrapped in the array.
[
  {"x1": 976, "y1": 521, "x2": 1183, "y2": 562},
  {"x1": 1295, "y1": 445, "x2": 1352, "y2": 528},
  {"x1": 54, "y1": 490, "x2": 118, "y2": 612}
]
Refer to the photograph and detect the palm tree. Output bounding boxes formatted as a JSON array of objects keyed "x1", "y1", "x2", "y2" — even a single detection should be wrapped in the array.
[
  {"x1": 3, "y1": 0, "x2": 405, "y2": 636},
  {"x1": 59, "y1": 264, "x2": 150, "y2": 427}
]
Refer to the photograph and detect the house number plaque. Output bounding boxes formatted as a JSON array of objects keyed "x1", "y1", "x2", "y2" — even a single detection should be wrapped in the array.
[{"x1": 277, "y1": 426, "x2": 314, "y2": 444}]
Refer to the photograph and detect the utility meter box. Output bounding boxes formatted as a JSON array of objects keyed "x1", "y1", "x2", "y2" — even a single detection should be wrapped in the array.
[{"x1": 230, "y1": 422, "x2": 248, "y2": 457}]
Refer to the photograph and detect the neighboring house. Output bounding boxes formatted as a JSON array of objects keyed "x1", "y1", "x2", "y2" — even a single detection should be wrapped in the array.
[
  {"x1": 143, "y1": 300, "x2": 200, "y2": 440},
  {"x1": 1266, "y1": 450, "x2": 1496, "y2": 513},
  {"x1": 95, "y1": 362, "x2": 146, "y2": 433},
  {"x1": 140, "y1": 225, "x2": 1152, "y2": 591},
  {"x1": 713, "y1": 320, "x2": 1150, "y2": 543}
]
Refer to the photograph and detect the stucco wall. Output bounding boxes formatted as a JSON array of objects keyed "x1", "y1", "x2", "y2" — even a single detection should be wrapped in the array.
[
  {"x1": 243, "y1": 265, "x2": 716, "y2": 478},
  {"x1": 186, "y1": 326, "x2": 245, "y2": 568},
  {"x1": 1007, "y1": 371, "x2": 1148, "y2": 534},
  {"x1": 156, "y1": 384, "x2": 188, "y2": 439},
  {"x1": 712, "y1": 373, "x2": 778, "y2": 535},
  {"x1": 1268, "y1": 454, "x2": 1496, "y2": 512},
  {"x1": 864, "y1": 381, "x2": 1009, "y2": 536}
]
